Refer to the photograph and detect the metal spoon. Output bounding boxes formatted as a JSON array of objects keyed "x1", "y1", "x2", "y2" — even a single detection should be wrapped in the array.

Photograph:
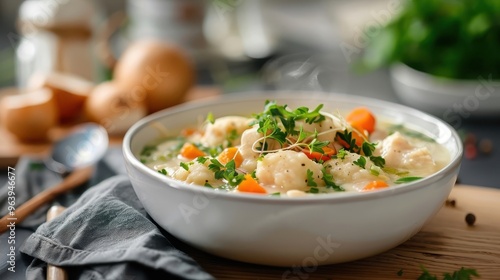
[{"x1": 0, "y1": 123, "x2": 108, "y2": 233}]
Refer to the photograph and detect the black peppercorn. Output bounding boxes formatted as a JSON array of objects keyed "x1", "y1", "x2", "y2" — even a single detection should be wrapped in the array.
[
  {"x1": 465, "y1": 213, "x2": 476, "y2": 226},
  {"x1": 445, "y1": 199, "x2": 456, "y2": 207}
]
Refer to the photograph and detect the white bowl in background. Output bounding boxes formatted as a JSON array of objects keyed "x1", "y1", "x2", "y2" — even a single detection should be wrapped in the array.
[
  {"x1": 390, "y1": 63, "x2": 500, "y2": 120},
  {"x1": 123, "y1": 92, "x2": 462, "y2": 266}
]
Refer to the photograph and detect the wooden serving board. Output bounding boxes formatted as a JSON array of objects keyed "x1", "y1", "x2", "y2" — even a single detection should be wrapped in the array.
[
  {"x1": 0, "y1": 86, "x2": 220, "y2": 167},
  {"x1": 174, "y1": 185, "x2": 500, "y2": 279}
]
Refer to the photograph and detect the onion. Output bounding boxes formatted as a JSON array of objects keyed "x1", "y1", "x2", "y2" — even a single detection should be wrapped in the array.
[
  {"x1": 0, "y1": 88, "x2": 58, "y2": 142},
  {"x1": 113, "y1": 40, "x2": 195, "y2": 113},
  {"x1": 85, "y1": 81, "x2": 147, "y2": 135},
  {"x1": 28, "y1": 72, "x2": 94, "y2": 121}
]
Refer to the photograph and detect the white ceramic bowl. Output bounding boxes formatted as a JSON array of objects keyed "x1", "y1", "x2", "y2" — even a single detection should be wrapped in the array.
[
  {"x1": 123, "y1": 92, "x2": 462, "y2": 267},
  {"x1": 390, "y1": 63, "x2": 500, "y2": 119}
]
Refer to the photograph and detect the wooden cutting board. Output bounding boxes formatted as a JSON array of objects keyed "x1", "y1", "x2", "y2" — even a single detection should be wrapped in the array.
[
  {"x1": 174, "y1": 185, "x2": 500, "y2": 279},
  {"x1": 0, "y1": 86, "x2": 220, "y2": 167}
]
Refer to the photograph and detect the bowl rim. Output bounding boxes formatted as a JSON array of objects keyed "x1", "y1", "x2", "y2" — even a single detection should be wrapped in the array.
[
  {"x1": 123, "y1": 91, "x2": 463, "y2": 204},
  {"x1": 390, "y1": 63, "x2": 500, "y2": 96}
]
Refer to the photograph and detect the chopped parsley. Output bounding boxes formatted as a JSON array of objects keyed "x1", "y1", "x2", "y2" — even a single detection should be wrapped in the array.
[
  {"x1": 158, "y1": 168, "x2": 168, "y2": 175},
  {"x1": 353, "y1": 156, "x2": 367, "y2": 169},
  {"x1": 195, "y1": 143, "x2": 224, "y2": 157},
  {"x1": 306, "y1": 169, "x2": 317, "y2": 187},
  {"x1": 362, "y1": 141, "x2": 376, "y2": 156},
  {"x1": 225, "y1": 129, "x2": 239, "y2": 146},
  {"x1": 322, "y1": 168, "x2": 344, "y2": 191},
  {"x1": 308, "y1": 187, "x2": 319, "y2": 193},
  {"x1": 370, "y1": 156, "x2": 386, "y2": 168},
  {"x1": 196, "y1": 156, "x2": 208, "y2": 164},
  {"x1": 180, "y1": 162, "x2": 190, "y2": 171},
  {"x1": 250, "y1": 101, "x2": 326, "y2": 151},
  {"x1": 416, "y1": 266, "x2": 479, "y2": 280},
  {"x1": 208, "y1": 159, "x2": 245, "y2": 187},
  {"x1": 336, "y1": 130, "x2": 359, "y2": 152},
  {"x1": 361, "y1": 142, "x2": 385, "y2": 168},
  {"x1": 140, "y1": 145, "x2": 158, "y2": 163},
  {"x1": 140, "y1": 145, "x2": 157, "y2": 157}
]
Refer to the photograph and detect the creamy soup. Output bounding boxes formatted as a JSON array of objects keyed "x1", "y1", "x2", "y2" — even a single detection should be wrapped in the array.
[{"x1": 141, "y1": 101, "x2": 450, "y2": 197}]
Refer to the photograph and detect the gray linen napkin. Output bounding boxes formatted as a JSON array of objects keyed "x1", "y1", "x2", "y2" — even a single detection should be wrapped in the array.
[{"x1": 0, "y1": 148, "x2": 214, "y2": 280}]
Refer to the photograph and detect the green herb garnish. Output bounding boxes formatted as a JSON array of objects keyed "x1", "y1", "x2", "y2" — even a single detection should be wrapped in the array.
[
  {"x1": 140, "y1": 145, "x2": 157, "y2": 157},
  {"x1": 361, "y1": 142, "x2": 376, "y2": 156},
  {"x1": 196, "y1": 143, "x2": 224, "y2": 157},
  {"x1": 225, "y1": 129, "x2": 239, "y2": 146},
  {"x1": 336, "y1": 148, "x2": 347, "y2": 160},
  {"x1": 383, "y1": 167, "x2": 409, "y2": 176},
  {"x1": 395, "y1": 176, "x2": 423, "y2": 184},
  {"x1": 388, "y1": 124, "x2": 435, "y2": 142},
  {"x1": 322, "y1": 168, "x2": 344, "y2": 192},
  {"x1": 361, "y1": 142, "x2": 385, "y2": 168},
  {"x1": 196, "y1": 157, "x2": 208, "y2": 164},
  {"x1": 306, "y1": 169, "x2": 317, "y2": 187},
  {"x1": 370, "y1": 156, "x2": 385, "y2": 168},
  {"x1": 308, "y1": 187, "x2": 319, "y2": 193},
  {"x1": 308, "y1": 137, "x2": 330, "y2": 154},
  {"x1": 208, "y1": 159, "x2": 245, "y2": 187},
  {"x1": 206, "y1": 112, "x2": 215, "y2": 124},
  {"x1": 158, "y1": 168, "x2": 168, "y2": 175},
  {"x1": 353, "y1": 156, "x2": 367, "y2": 169},
  {"x1": 336, "y1": 130, "x2": 359, "y2": 152},
  {"x1": 250, "y1": 101, "x2": 326, "y2": 152},
  {"x1": 416, "y1": 265, "x2": 479, "y2": 280},
  {"x1": 180, "y1": 162, "x2": 190, "y2": 171},
  {"x1": 369, "y1": 166, "x2": 380, "y2": 176}
]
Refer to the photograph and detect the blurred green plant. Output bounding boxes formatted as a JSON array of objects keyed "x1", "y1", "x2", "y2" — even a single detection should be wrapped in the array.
[
  {"x1": 360, "y1": 0, "x2": 500, "y2": 80},
  {"x1": 0, "y1": 47, "x2": 16, "y2": 87}
]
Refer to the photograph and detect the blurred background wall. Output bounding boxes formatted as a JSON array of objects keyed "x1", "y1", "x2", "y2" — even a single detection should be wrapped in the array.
[{"x1": 0, "y1": 0, "x2": 395, "y2": 93}]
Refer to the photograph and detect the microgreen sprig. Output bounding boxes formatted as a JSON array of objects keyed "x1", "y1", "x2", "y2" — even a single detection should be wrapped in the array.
[{"x1": 250, "y1": 101, "x2": 327, "y2": 153}]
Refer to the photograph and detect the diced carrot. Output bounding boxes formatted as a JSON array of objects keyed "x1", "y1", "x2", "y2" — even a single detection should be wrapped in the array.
[
  {"x1": 181, "y1": 127, "x2": 199, "y2": 137},
  {"x1": 303, "y1": 146, "x2": 337, "y2": 161},
  {"x1": 238, "y1": 174, "x2": 267, "y2": 194},
  {"x1": 362, "y1": 180, "x2": 389, "y2": 191},
  {"x1": 336, "y1": 128, "x2": 365, "y2": 150},
  {"x1": 180, "y1": 143, "x2": 205, "y2": 159},
  {"x1": 217, "y1": 147, "x2": 244, "y2": 167},
  {"x1": 346, "y1": 107, "x2": 376, "y2": 134}
]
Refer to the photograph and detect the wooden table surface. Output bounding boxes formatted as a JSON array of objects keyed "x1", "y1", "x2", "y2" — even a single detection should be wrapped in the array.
[{"x1": 174, "y1": 185, "x2": 500, "y2": 279}]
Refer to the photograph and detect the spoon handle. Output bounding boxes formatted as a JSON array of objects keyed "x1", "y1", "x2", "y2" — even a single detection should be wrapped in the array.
[
  {"x1": 0, "y1": 166, "x2": 93, "y2": 234},
  {"x1": 46, "y1": 206, "x2": 68, "y2": 280}
]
